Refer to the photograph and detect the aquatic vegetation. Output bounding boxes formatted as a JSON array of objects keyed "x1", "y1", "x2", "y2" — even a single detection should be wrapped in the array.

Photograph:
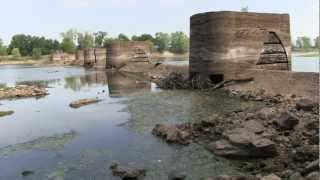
[
  {"x1": 120, "y1": 90, "x2": 264, "y2": 133},
  {"x1": 0, "y1": 130, "x2": 77, "y2": 157}
]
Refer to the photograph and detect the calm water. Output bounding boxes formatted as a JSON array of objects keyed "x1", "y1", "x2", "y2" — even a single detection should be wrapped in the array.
[
  {"x1": 0, "y1": 65, "x2": 260, "y2": 180},
  {"x1": 158, "y1": 55, "x2": 320, "y2": 72}
]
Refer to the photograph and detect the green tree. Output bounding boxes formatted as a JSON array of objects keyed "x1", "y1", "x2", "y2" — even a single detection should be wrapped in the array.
[
  {"x1": 11, "y1": 48, "x2": 21, "y2": 59},
  {"x1": 32, "y1": 48, "x2": 42, "y2": 59},
  {"x1": 296, "y1": 36, "x2": 312, "y2": 49},
  {"x1": 170, "y1": 31, "x2": 189, "y2": 54},
  {"x1": 77, "y1": 32, "x2": 94, "y2": 49},
  {"x1": 0, "y1": 39, "x2": 8, "y2": 56},
  {"x1": 117, "y1": 33, "x2": 130, "y2": 41},
  {"x1": 154, "y1": 32, "x2": 171, "y2": 52},
  {"x1": 94, "y1": 31, "x2": 108, "y2": 48},
  {"x1": 8, "y1": 34, "x2": 32, "y2": 56},
  {"x1": 60, "y1": 29, "x2": 77, "y2": 53},
  {"x1": 103, "y1": 37, "x2": 114, "y2": 48},
  {"x1": 314, "y1": 36, "x2": 320, "y2": 49},
  {"x1": 132, "y1": 34, "x2": 155, "y2": 42}
]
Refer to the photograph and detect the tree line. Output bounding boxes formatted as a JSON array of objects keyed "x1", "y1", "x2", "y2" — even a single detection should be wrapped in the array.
[
  {"x1": 0, "y1": 30, "x2": 190, "y2": 58},
  {"x1": 292, "y1": 36, "x2": 319, "y2": 51}
]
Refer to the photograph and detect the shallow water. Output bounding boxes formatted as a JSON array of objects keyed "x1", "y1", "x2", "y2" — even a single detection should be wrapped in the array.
[{"x1": 0, "y1": 65, "x2": 264, "y2": 179}]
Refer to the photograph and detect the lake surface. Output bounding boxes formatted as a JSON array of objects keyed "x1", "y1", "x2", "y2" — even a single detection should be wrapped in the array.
[
  {"x1": 0, "y1": 65, "x2": 264, "y2": 180},
  {"x1": 158, "y1": 54, "x2": 320, "y2": 72}
]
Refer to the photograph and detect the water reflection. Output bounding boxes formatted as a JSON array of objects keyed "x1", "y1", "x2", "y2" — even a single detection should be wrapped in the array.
[{"x1": 107, "y1": 71, "x2": 151, "y2": 97}]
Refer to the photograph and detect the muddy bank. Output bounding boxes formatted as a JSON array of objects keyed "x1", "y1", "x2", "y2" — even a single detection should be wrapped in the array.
[
  {"x1": 0, "y1": 85, "x2": 48, "y2": 100},
  {"x1": 151, "y1": 91, "x2": 319, "y2": 179}
]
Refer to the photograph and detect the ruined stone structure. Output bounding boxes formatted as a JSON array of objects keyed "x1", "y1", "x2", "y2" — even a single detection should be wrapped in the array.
[
  {"x1": 51, "y1": 51, "x2": 75, "y2": 62},
  {"x1": 190, "y1": 11, "x2": 291, "y2": 80},
  {"x1": 106, "y1": 41, "x2": 152, "y2": 68},
  {"x1": 83, "y1": 48, "x2": 96, "y2": 68},
  {"x1": 189, "y1": 11, "x2": 319, "y2": 100},
  {"x1": 94, "y1": 48, "x2": 107, "y2": 69},
  {"x1": 75, "y1": 50, "x2": 85, "y2": 65}
]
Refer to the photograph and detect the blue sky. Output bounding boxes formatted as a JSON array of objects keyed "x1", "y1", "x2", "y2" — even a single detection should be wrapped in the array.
[{"x1": 0, "y1": 0, "x2": 318, "y2": 44}]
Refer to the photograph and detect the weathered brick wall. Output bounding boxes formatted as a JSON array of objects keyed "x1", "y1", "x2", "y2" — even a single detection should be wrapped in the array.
[
  {"x1": 107, "y1": 41, "x2": 152, "y2": 68},
  {"x1": 94, "y1": 48, "x2": 107, "y2": 69},
  {"x1": 190, "y1": 11, "x2": 291, "y2": 78}
]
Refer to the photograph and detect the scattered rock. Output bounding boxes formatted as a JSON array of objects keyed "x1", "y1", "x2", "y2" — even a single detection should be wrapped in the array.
[
  {"x1": 301, "y1": 160, "x2": 319, "y2": 176},
  {"x1": 257, "y1": 107, "x2": 275, "y2": 120},
  {"x1": 69, "y1": 98, "x2": 101, "y2": 108},
  {"x1": 207, "y1": 175, "x2": 258, "y2": 180},
  {"x1": 275, "y1": 112, "x2": 299, "y2": 130},
  {"x1": 21, "y1": 170, "x2": 34, "y2": 177},
  {"x1": 152, "y1": 124, "x2": 191, "y2": 145},
  {"x1": 242, "y1": 120, "x2": 265, "y2": 134},
  {"x1": 296, "y1": 99, "x2": 318, "y2": 112},
  {"x1": 208, "y1": 128, "x2": 277, "y2": 159},
  {"x1": 305, "y1": 171, "x2": 320, "y2": 180},
  {"x1": 0, "y1": 85, "x2": 48, "y2": 100},
  {"x1": 0, "y1": 110, "x2": 14, "y2": 117},
  {"x1": 110, "y1": 163, "x2": 146, "y2": 179},
  {"x1": 261, "y1": 174, "x2": 281, "y2": 180}
]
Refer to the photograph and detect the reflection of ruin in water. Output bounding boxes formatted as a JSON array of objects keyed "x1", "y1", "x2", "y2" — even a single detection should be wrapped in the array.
[{"x1": 107, "y1": 71, "x2": 151, "y2": 98}]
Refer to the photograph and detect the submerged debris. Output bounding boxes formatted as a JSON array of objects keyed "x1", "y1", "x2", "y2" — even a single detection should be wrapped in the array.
[
  {"x1": 110, "y1": 163, "x2": 146, "y2": 179},
  {"x1": 21, "y1": 170, "x2": 35, "y2": 177},
  {"x1": 69, "y1": 98, "x2": 101, "y2": 108},
  {"x1": 0, "y1": 110, "x2": 14, "y2": 117},
  {"x1": 0, "y1": 85, "x2": 48, "y2": 99}
]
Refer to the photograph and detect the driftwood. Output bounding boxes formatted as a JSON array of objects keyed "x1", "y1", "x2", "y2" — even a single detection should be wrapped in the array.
[{"x1": 211, "y1": 77, "x2": 254, "y2": 90}]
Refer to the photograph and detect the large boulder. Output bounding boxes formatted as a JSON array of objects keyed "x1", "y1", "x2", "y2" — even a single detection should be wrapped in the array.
[
  {"x1": 296, "y1": 99, "x2": 318, "y2": 112},
  {"x1": 242, "y1": 120, "x2": 265, "y2": 134},
  {"x1": 261, "y1": 174, "x2": 281, "y2": 180},
  {"x1": 152, "y1": 124, "x2": 191, "y2": 145},
  {"x1": 275, "y1": 112, "x2": 299, "y2": 130},
  {"x1": 207, "y1": 128, "x2": 277, "y2": 159}
]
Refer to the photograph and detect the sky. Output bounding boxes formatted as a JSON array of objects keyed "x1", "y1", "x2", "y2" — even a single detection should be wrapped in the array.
[{"x1": 0, "y1": 0, "x2": 319, "y2": 44}]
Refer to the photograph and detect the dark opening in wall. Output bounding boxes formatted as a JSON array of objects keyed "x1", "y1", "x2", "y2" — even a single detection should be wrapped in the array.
[{"x1": 209, "y1": 74, "x2": 224, "y2": 84}]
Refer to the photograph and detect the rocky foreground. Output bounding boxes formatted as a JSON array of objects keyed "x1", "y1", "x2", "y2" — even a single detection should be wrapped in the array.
[
  {"x1": 0, "y1": 85, "x2": 48, "y2": 100},
  {"x1": 152, "y1": 90, "x2": 319, "y2": 180}
]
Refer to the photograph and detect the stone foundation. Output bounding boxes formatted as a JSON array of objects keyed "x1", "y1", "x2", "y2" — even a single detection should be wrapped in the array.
[{"x1": 190, "y1": 11, "x2": 291, "y2": 79}]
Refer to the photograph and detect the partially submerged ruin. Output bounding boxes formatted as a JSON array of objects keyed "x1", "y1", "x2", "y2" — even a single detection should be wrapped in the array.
[
  {"x1": 189, "y1": 11, "x2": 318, "y2": 100},
  {"x1": 190, "y1": 11, "x2": 291, "y2": 80},
  {"x1": 74, "y1": 41, "x2": 152, "y2": 70}
]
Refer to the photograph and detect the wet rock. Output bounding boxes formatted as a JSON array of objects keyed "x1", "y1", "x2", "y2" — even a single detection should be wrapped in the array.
[
  {"x1": 301, "y1": 160, "x2": 319, "y2": 176},
  {"x1": 208, "y1": 128, "x2": 277, "y2": 159},
  {"x1": 0, "y1": 110, "x2": 14, "y2": 117},
  {"x1": 305, "y1": 171, "x2": 319, "y2": 180},
  {"x1": 296, "y1": 99, "x2": 318, "y2": 112},
  {"x1": 289, "y1": 172, "x2": 302, "y2": 179},
  {"x1": 21, "y1": 170, "x2": 34, "y2": 177},
  {"x1": 69, "y1": 98, "x2": 101, "y2": 108},
  {"x1": 257, "y1": 107, "x2": 275, "y2": 120},
  {"x1": 207, "y1": 175, "x2": 258, "y2": 180},
  {"x1": 110, "y1": 163, "x2": 146, "y2": 179},
  {"x1": 168, "y1": 170, "x2": 186, "y2": 180},
  {"x1": 292, "y1": 145, "x2": 319, "y2": 163},
  {"x1": 0, "y1": 85, "x2": 48, "y2": 100},
  {"x1": 242, "y1": 120, "x2": 265, "y2": 134},
  {"x1": 261, "y1": 174, "x2": 281, "y2": 180},
  {"x1": 152, "y1": 124, "x2": 191, "y2": 145},
  {"x1": 275, "y1": 112, "x2": 299, "y2": 130}
]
